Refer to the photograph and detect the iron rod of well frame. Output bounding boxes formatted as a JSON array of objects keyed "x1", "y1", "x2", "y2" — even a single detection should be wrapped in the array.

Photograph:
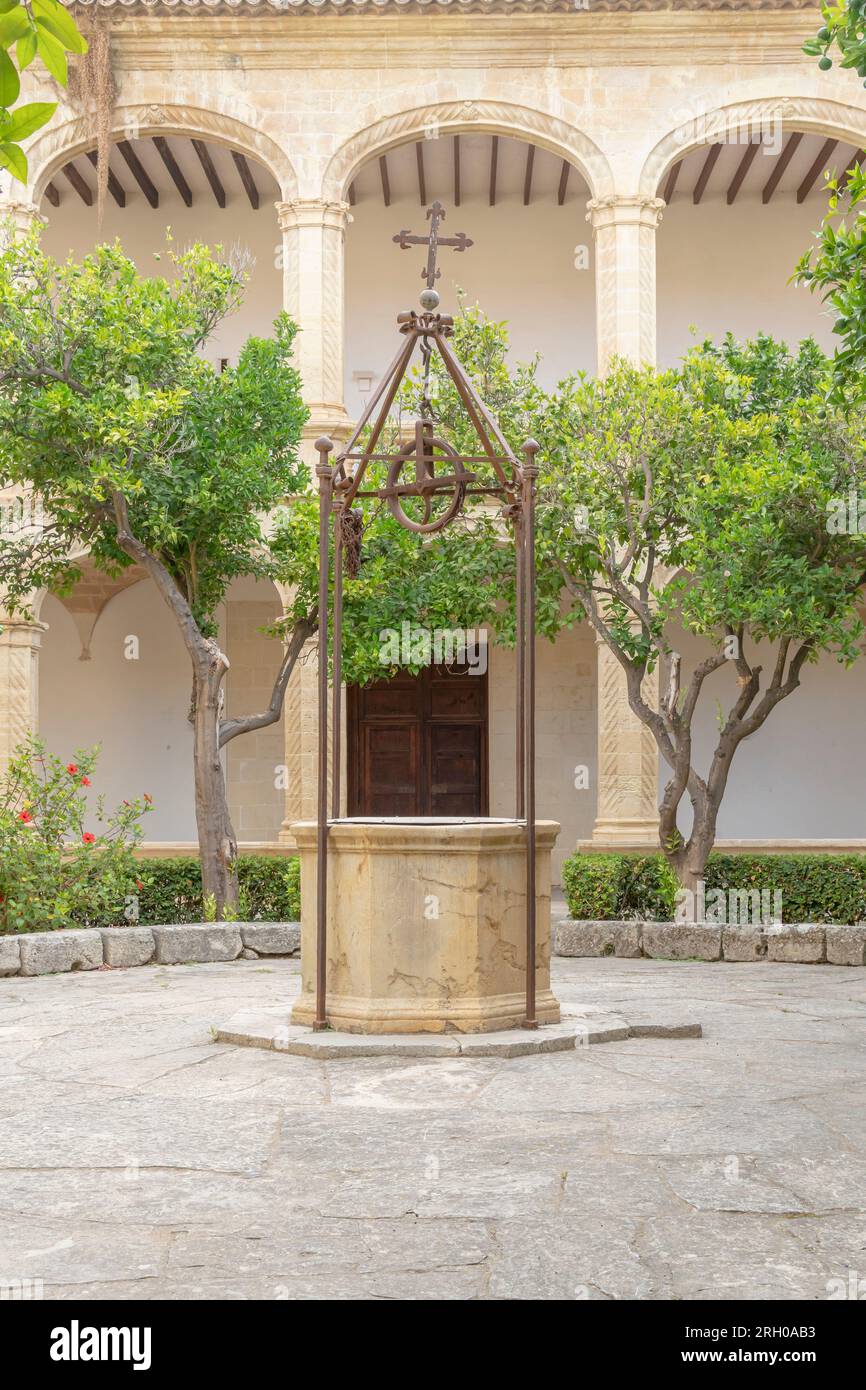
[
  {"x1": 331, "y1": 502, "x2": 344, "y2": 821},
  {"x1": 522, "y1": 442, "x2": 540, "y2": 1030},
  {"x1": 314, "y1": 438, "x2": 334, "y2": 1031},
  {"x1": 514, "y1": 505, "x2": 525, "y2": 820}
]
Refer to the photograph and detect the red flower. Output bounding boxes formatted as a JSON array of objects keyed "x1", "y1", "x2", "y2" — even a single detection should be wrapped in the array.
[
  {"x1": 18, "y1": 810, "x2": 33, "y2": 824},
  {"x1": 82, "y1": 832, "x2": 95, "y2": 844},
  {"x1": 143, "y1": 793, "x2": 152, "y2": 803},
  {"x1": 136, "y1": 879, "x2": 143, "y2": 891},
  {"x1": 80, "y1": 776, "x2": 91, "y2": 787},
  {"x1": 66, "y1": 763, "x2": 78, "y2": 775}
]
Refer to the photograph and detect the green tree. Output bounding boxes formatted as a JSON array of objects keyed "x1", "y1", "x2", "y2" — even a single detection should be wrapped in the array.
[
  {"x1": 1, "y1": 0, "x2": 87, "y2": 183},
  {"x1": 804, "y1": 2, "x2": 866, "y2": 82},
  {"x1": 794, "y1": 161, "x2": 866, "y2": 404},
  {"x1": 0, "y1": 230, "x2": 309, "y2": 915},
  {"x1": 537, "y1": 335, "x2": 866, "y2": 894}
]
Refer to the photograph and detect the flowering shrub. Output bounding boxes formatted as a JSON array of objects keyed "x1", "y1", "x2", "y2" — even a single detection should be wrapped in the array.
[{"x1": 0, "y1": 739, "x2": 151, "y2": 934}]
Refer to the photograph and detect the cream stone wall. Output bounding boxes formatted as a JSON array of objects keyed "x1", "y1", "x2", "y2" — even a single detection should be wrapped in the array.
[{"x1": 4, "y1": 1, "x2": 866, "y2": 866}]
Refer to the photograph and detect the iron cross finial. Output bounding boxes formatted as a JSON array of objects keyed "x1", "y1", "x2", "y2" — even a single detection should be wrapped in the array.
[{"x1": 392, "y1": 201, "x2": 474, "y2": 289}]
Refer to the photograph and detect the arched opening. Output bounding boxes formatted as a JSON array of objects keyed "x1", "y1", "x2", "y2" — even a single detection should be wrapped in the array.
[
  {"x1": 653, "y1": 124, "x2": 864, "y2": 365},
  {"x1": 38, "y1": 134, "x2": 283, "y2": 372},
  {"x1": 344, "y1": 131, "x2": 595, "y2": 421}
]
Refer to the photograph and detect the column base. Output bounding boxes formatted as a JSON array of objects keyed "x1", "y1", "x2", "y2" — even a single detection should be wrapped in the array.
[{"x1": 589, "y1": 817, "x2": 660, "y2": 848}]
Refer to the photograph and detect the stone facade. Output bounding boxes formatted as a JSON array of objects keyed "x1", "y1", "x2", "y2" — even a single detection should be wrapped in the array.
[{"x1": 2, "y1": 1, "x2": 866, "y2": 867}]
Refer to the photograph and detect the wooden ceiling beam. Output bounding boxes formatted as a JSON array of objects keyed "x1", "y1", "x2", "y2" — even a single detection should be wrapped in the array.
[
  {"x1": 116, "y1": 140, "x2": 159, "y2": 208},
  {"x1": 85, "y1": 150, "x2": 126, "y2": 208},
  {"x1": 662, "y1": 160, "x2": 681, "y2": 204},
  {"x1": 523, "y1": 143, "x2": 535, "y2": 206},
  {"x1": 152, "y1": 136, "x2": 192, "y2": 207},
  {"x1": 726, "y1": 140, "x2": 761, "y2": 205},
  {"x1": 453, "y1": 135, "x2": 461, "y2": 207},
  {"x1": 61, "y1": 162, "x2": 93, "y2": 207},
  {"x1": 378, "y1": 154, "x2": 390, "y2": 207},
  {"x1": 44, "y1": 181, "x2": 60, "y2": 208},
  {"x1": 693, "y1": 143, "x2": 722, "y2": 204},
  {"x1": 193, "y1": 139, "x2": 226, "y2": 208},
  {"x1": 762, "y1": 131, "x2": 802, "y2": 204},
  {"x1": 557, "y1": 159, "x2": 570, "y2": 206},
  {"x1": 797, "y1": 138, "x2": 838, "y2": 203},
  {"x1": 489, "y1": 135, "x2": 499, "y2": 207},
  {"x1": 348, "y1": 182, "x2": 356, "y2": 207},
  {"x1": 232, "y1": 151, "x2": 260, "y2": 211},
  {"x1": 416, "y1": 141, "x2": 426, "y2": 207}
]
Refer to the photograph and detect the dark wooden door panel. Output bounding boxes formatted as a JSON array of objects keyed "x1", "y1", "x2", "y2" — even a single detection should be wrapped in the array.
[
  {"x1": 429, "y1": 723, "x2": 482, "y2": 815},
  {"x1": 362, "y1": 724, "x2": 420, "y2": 816},
  {"x1": 347, "y1": 664, "x2": 488, "y2": 817}
]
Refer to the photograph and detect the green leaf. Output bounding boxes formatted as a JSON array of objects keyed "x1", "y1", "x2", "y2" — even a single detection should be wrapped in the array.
[
  {"x1": 34, "y1": 25, "x2": 66, "y2": 84},
  {"x1": 0, "y1": 0, "x2": 20, "y2": 13},
  {"x1": 32, "y1": 0, "x2": 87, "y2": 54},
  {"x1": 3, "y1": 99, "x2": 55, "y2": 140},
  {"x1": 0, "y1": 5, "x2": 29, "y2": 46},
  {"x1": 16, "y1": 25, "x2": 36, "y2": 70},
  {"x1": 0, "y1": 138, "x2": 27, "y2": 181},
  {"x1": 0, "y1": 45, "x2": 19, "y2": 104}
]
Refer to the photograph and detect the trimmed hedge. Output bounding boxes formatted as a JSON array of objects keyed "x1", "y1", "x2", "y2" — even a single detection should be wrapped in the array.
[
  {"x1": 561, "y1": 852, "x2": 866, "y2": 925},
  {"x1": 79, "y1": 855, "x2": 301, "y2": 927}
]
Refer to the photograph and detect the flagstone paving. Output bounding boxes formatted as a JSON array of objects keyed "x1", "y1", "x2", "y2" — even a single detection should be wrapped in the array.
[{"x1": 1, "y1": 956, "x2": 864, "y2": 1300}]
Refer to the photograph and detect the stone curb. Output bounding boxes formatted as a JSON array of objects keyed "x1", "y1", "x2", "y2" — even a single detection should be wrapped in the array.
[
  {"x1": 0, "y1": 922, "x2": 300, "y2": 978},
  {"x1": 215, "y1": 1007, "x2": 702, "y2": 1058},
  {"x1": 555, "y1": 920, "x2": 866, "y2": 965}
]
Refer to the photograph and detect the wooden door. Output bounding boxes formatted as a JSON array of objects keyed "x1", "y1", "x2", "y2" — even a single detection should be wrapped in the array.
[{"x1": 347, "y1": 664, "x2": 488, "y2": 817}]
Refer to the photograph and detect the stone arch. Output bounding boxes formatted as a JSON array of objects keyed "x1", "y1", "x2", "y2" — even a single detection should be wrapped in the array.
[
  {"x1": 641, "y1": 95, "x2": 866, "y2": 198},
  {"x1": 27, "y1": 101, "x2": 299, "y2": 205},
  {"x1": 322, "y1": 98, "x2": 614, "y2": 204}
]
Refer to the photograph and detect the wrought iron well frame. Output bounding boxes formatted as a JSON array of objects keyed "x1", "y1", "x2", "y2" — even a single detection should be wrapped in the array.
[{"x1": 310, "y1": 203, "x2": 541, "y2": 1031}]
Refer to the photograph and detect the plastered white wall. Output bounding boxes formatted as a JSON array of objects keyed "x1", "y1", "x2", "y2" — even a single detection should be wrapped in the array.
[{"x1": 660, "y1": 622, "x2": 866, "y2": 841}]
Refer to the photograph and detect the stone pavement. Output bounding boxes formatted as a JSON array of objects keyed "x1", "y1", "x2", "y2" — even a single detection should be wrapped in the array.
[{"x1": 1, "y1": 956, "x2": 865, "y2": 1301}]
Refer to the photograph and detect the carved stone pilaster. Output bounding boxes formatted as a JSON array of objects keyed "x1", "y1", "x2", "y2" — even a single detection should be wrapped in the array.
[
  {"x1": 0, "y1": 615, "x2": 47, "y2": 774},
  {"x1": 591, "y1": 636, "x2": 659, "y2": 846}
]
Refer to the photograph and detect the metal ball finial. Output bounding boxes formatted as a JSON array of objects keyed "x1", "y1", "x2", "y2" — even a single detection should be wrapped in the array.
[{"x1": 420, "y1": 287, "x2": 440, "y2": 311}]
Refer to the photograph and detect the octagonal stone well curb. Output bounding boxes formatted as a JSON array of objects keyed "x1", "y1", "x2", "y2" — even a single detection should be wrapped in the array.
[
  {"x1": 554, "y1": 920, "x2": 866, "y2": 966},
  {"x1": 0, "y1": 922, "x2": 300, "y2": 978}
]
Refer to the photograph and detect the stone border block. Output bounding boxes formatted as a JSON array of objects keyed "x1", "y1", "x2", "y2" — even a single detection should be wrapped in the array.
[
  {"x1": 641, "y1": 922, "x2": 722, "y2": 961},
  {"x1": 151, "y1": 924, "x2": 242, "y2": 964},
  {"x1": 0, "y1": 937, "x2": 21, "y2": 977},
  {"x1": 766, "y1": 924, "x2": 825, "y2": 964},
  {"x1": 722, "y1": 925, "x2": 768, "y2": 962},
  {"x1": 18, "y1": 929, "x2": 103, "y2": 977},
  {"x1": 239, "y1": 923, "x2": 300, "y2": 956},
  {"x1": 825, "y1": 925, "x2": 866, "y2": 967},
  {"x1": 100, "y1": 927, "x2": 156, "y2": 968},
  {"x1": 555, "y1": 920, "x2": 641, "y2": 958}
]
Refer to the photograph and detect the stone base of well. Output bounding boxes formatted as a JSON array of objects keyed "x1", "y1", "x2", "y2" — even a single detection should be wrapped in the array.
[{"x1": 290, "y1": 818, "x2": 561, "y2": 1033}]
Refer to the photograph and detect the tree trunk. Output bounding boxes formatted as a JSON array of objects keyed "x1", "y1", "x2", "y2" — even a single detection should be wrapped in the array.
[{"x1": 192, "y1": 662, "x2": 238, "y2": 918}]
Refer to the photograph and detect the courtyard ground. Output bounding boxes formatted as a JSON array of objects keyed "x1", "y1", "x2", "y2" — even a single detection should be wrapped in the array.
[{"x1": 0, "y1": 955, "x2": 864, "y2": 1301}]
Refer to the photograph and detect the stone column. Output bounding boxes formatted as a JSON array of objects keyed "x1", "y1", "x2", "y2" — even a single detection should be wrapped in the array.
[
  {"x1": 0, "y1": 197, "x2": 42, "y2": 241},
  {"x1": 586, "y1": 195, "x2": 664, "y2": 846},
  {"x1": 276, "y1": 198, "x2": 352, "y2": 460},
  {"x1": 0, "y1": 613, "x2": 47, "y2": 775},
  {"x1": 587, "y1": 194, "x2": 664, "y2": 373}
]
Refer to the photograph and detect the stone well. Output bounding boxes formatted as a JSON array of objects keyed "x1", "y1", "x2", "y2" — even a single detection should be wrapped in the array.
[{"x1": 291, "y1": 817, "x2": 561, "y2": 1033}]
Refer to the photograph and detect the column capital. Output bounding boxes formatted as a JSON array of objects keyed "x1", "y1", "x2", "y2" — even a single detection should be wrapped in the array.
[
  {"x1": 586, "y1": 194, "x2": 665, "y2": 233},
  {"x1": 0, "y1": 199, "x2": 44, "y2": 240},
  {"x1": 275, "y1": 198, "x2": 352, "y2": 234}
]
